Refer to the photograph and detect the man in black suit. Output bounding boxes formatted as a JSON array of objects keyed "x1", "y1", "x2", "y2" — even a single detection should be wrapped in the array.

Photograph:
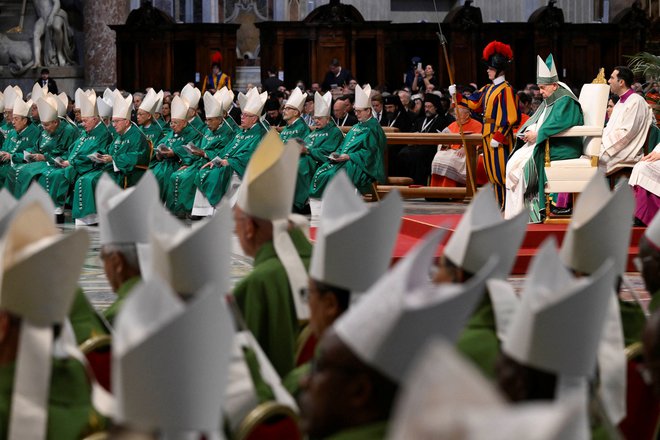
[
  {"x1": 322, "y1": 59, "x2": 353, "y2": 91},
  {"x1": 333, "y1": 98, "x2": 357, "y2": 127},
  {"x1": 397, "y1": 93, "x2": 454, "y2": 185},
  {"x1": 35, "y1": 68, "x2": 58, "y2": 95}
]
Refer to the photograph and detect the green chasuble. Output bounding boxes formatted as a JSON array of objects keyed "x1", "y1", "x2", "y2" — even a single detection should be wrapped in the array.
[
  {"x1": 0, "y1": 123, "x2": 40, "y2": 188},
  {"x1": 167, "y1": 120, "x2": 236, "y2": 215},
  {"x1": 233, "y1": 228, "x2": 312, "y2": 378},
  {"x1": 0, "y1": 118, "x2": 12, "y2": 139},
  {"x1": 295, "y1": 123, "x2": 343, "y2": 209},
  {"x1": 72, "y1": 123, "x2": 150, "y2": 219},
  {"x1": 138, "y1": 121, "x2": 163, "y2": 147},
  {"x1": 8, "y1": 121, "x2": 78, "y2": 198},
  {"x1": 69, "y1": 287, "x2": 110, "y2": 345},
  {"x1": 39, "y1": 122, "x2": 111, "y2": 209},
  {"x1": 150, "y1": 124, "x2": 202, "y2": 201},
  {"x1": 619, "y1": 298, "x2": 647, "y2": 346},
  {"x1": 280, "y1": 117, "x2": 310, "y2": 143},
  {"x1": 0, "y1": 359, "x2": 106, "y2": 439},
  {"x1": 324, "y1": 422, "x2": 388, "y2": 440},
  {"x1": 283, "y1": 362, "x2": 311, "y2": 398},
  {"x1": 103, "y1": 276, "x2": 141, "y2": 326},
  {"x1": 511, "y1": 89, "x2": 584, "y2": 218},
  {"x1": 456, "y1": 294, "x2": 500, "y2": 380},
  {"x1": 155, "y1": 117, "x2": 172, "y2": 137},
  {"x1": 195, "y1": 122, "x2": 266, "y2": 206},
  {"x1": 309, "y1": 116, "x2": 386, "y2": 198},
  {"x1": 189, "y1": 115, "x2": 206, "y2": 133},
  {"x1": 650, "y1": 290, "x2": 660, "y2": 313}
]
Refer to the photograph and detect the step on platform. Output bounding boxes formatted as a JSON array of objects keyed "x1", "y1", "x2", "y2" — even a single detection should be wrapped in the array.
[{"x1": 310, "y1": 214, "x2": 644, "y2": 274}]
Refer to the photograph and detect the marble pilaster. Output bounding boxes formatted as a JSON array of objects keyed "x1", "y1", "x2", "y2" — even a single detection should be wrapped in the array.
[{"x1": 83, "y1": 0, "x2": 131, "y2": 88}]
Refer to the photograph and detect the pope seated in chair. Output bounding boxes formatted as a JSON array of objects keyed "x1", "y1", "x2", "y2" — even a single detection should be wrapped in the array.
[{"x1": 504, "y1": 54, "x2": 584, "y2": 223}]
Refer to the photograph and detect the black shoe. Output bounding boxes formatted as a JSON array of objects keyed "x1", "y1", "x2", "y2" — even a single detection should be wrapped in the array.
[
  {"x1": 293, "y1": 204, "x2": 311, "y2": 215},
  {"x1": 188, "y1": 215, "x2": 204, "y2": 221},
  {"x1": 550, "y1": 205, "x2": 572, "y2": 216},
  {"x1": 634, "y1": 217, "x2": 647, "y2": 227},
  {"x1": 55, "y1": 213, "x2": 65, "y2": 224}
]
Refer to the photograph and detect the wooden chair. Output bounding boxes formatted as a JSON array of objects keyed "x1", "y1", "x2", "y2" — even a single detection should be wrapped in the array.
[
  {"x1": 617, "y1": 342, "x2": 660, "y2": 440},
  {"x1": 79, "y1": 334, "x2": 112, "y2": 391},
  {"x1": 234, "y1": 401, "x2": 302, "y2": 440},
  {"x1": 543, "y1": 73, "x2": 610, "y2": 223}
]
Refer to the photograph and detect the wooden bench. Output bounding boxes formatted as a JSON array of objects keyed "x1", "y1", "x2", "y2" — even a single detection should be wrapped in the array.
[{"x1": 380, "y1": 132, "x2": 483, "y2": 201}]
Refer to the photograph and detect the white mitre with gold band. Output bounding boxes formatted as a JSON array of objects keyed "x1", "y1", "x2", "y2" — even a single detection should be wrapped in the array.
[
  {"x1": 155, "y1": 90, "x2": 165, "y2": 114},
  {"x1": 559, "y1": 171, "x2": 634, "y2": 276},
  {"x1": 12, "y1": 97, "x2": 32, "y2": 118},
  {"x1": 502, "y1": 238, "x2": 617, "y2": 440},
  {"x1": 0, "y1": 202, "x2": 89, "y2": 439},
  {"x1": 112, "y1": 91, "x2": 133, "y2": 120},
  {"x1": 3, "y1": 85, "x2": 22, "y2": 110},
  {"x1": 389, "y1": 338, "x2": 580, "y2": 440},
  {"x1": 170, "y1": 95, "x2": 189, "y2": 121},
  {"x1": 334, "y1": 228, "x2": 498, "y2": 383},
  {"x1": 285, "y1": 87, "x2": 307, "y2": 112},
  {"x1": 203, "y1": 91, "x2": 222, "y2": 119},
  {"x1": 96, "y1": 171, "x2": 160, "y2": 245},
  {"x1": 444, "y1": 183, "x2": 527, "y2": 279},
  {"x1": 149, "y1": 200, "x2": 232, "y2": 297},
  {"x1": 36, "y1": 96, "x2": 58, "y2": 123},
  {"x1": 354, "y1": 83, "x2": 372, "y2": 109},
  {"x1": 55, "y1": 92, "x2": 68, "y2": 118},
  {"x1": 215, "y1": 87, "x2": 234, "y2": 114},
  {"x1": 0, "y1": 183, "x2": 53, "y2": 235},
  {"x1": 310, "y1": 171, "x2": 403, "y2": 294},
  {"x1": 139, "y1": 88, "x2": 159, "y2": 114},
  {"x1": 79, "y1": 90, "x2": 98, "y2": 118},
  {"x1": 113, "y1": 276, "x2": 233, "y2": 437},
  {"x1": 241, "y1": 88, "x2": 267, "y2": 116},
  {"x1": 30, "y1": 82, "x2": 47, "y2": 102},
  {"x1": 181, "y1": 83, "x2": 201, "y2": 109},
  {"x1": 236, "y1": 130, "x2": 308, "y2": 319},
  {"x1": 313, "y1": 91, "x2": 332, "y2": 117}
]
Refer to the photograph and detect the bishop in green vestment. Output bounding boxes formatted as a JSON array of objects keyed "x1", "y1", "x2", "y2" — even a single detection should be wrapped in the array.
[
  {"x1": 167, "y1": 116, "x2": 236, "y2": 215},
  {"x1": 194, "y1": 115, "x2": 266, "y2": 207},
  {"x1": 309, "y1": 110, "x2": 386, "y2": 198},
  {"x1": 136, "y1": 105, "x2": 163, "y2": 146},
  {"x1": 150, "y1": 97, "x2": 203, "y2": 202},
  {"x1": 8, "y1": 104, "x2": 78, "y2": 198},
  {"x1": 72, "y1": 120, "x2": 150, "y2": 223},
  {"x1": 0, "y1": 112, "x2": 40, "y2": 188},
  {"x1": 233, "y1": 226, "x2": 312, "y2": 378},
  {"x1": 38, "y1": 117, "x2": 111, "y2": 213},
  {"x1": 0, "y1": 359, "x2": 106, "y2": 439},
  {"x1": 295, "y1": 117, "x2": 343, "y2": 210}
]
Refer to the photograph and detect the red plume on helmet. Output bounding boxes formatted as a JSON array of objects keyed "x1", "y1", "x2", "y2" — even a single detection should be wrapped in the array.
[
  {"x1": 211, "y1": 51, "x2": 222, "y2": 66},
  {"x1": 482, "y1": 41, "x2": 513, "y2": 71}
]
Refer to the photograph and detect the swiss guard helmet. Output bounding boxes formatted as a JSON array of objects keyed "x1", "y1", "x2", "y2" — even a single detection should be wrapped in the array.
[{"x1": 482, "y1": 40, "x2": 513, "y2": 73}]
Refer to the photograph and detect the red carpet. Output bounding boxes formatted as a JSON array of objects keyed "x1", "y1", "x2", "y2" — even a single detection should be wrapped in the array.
[{"x1": 311, "y1": 214, "x2": 645, "y2": 274}]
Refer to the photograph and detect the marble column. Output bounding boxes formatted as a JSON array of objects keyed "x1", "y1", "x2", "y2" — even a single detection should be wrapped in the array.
[{"x1": 83, "y1": 0, "x2": 131, "y2": 88}]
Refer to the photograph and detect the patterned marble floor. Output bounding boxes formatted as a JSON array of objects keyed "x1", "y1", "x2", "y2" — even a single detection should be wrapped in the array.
[{"x1": 66, "y1": 198, "x2": 649, "y2": 313}]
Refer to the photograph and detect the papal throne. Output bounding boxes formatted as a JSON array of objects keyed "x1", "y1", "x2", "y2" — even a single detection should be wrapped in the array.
[{"x1": 543, "y1": 70, "x2": 610, "y2": 223}]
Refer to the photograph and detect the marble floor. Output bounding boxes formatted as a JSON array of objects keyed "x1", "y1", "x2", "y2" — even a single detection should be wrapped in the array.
[{"x1": 67, "y1": 199, "x2": 649, "y2": 313}]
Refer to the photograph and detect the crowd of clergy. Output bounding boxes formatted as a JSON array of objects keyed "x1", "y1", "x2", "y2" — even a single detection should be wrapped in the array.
[{"x1": 0, "y1": 39, "x2": 659, "y2": 439}]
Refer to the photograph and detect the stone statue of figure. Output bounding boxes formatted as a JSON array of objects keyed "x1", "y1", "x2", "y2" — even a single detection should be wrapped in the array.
[{"x1": 33, "y1": 0, "x2": 75, "y2": 67}]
